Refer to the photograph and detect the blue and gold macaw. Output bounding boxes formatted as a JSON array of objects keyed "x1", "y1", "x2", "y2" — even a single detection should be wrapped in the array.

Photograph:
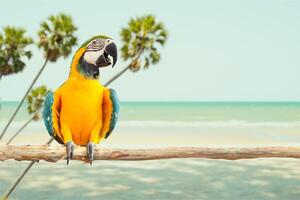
[{"x1": 43, "y1": 35, "x2": 119, "y2": 165}]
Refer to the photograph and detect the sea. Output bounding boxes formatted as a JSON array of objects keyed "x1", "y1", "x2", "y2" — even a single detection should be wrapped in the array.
[
  {"x1": 1, "y1": 101, "x2": 300, "y2": 146},
  {"x1": 1, "y1": 101, "x2": 300, "y2": 200}
]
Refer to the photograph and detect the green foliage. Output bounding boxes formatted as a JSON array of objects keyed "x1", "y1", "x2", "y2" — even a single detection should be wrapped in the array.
[
  {"x1": 27, "y1": 85, "x2": 51, "y2": 120},
  {"x1": 120, "y1": 15, "x2": 168, "y2": 72},
  {"x1": 0, "y1": 26, "x2": 33, "y2": 79},
  {"x1": 38, "y1": 13, "x2": 78, "y2": 62}
]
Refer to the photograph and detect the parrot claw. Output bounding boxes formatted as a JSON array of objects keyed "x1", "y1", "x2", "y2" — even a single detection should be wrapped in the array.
[
  {"x1": 66, "y1": 141, "x2": 75, "y2": 165},
  {"x1": 87, "y1": 142, "x2": 96, "y2": 166}
]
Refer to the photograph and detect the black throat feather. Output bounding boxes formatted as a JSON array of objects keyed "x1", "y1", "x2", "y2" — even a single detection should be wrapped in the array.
[{"x1": 77, "y1": 56, "x2": 100, "y2": 79}]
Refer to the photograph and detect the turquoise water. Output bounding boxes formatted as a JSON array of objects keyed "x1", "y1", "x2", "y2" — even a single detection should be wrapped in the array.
[
  {"x1": 2, "y1": 101, "x2": 300, "y2": 122},
  {"x1": 121, "y1": 101, "x2": 300, "y2": 122},
  {"x1": 1, "y1": 101, "x2": 300, "y2": 146}
]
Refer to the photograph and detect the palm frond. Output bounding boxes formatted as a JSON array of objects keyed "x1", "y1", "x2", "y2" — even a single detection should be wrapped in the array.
[
  {"x1": 37, "y1": 13, "x2": 77, "y2": 62},
  {"x1": 120, "y1": 15, "x2": 168, "y2": 71},
  {"x1": 0, "y1": 26, "x2": 33, "y2": 78}
]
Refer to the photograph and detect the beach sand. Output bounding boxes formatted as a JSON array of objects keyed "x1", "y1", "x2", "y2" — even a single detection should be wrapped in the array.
[
  {"x1": 1, "y1": 158, "x2": 300, "y2": 200},
  {"x1": 1, "y1": 126, "x2": 300, "y2": 200},
  {"x1": 2, "y1": 119, "x2": 300, "y2": 147}
]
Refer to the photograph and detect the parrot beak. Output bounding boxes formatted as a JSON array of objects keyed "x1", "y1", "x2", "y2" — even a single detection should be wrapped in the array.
[
  {"x1": 96, "y1": 41, "x2": 118, "y2": 68},
  {"x1": 105, "y1": 42, "x2": 118, "y2": 67}
]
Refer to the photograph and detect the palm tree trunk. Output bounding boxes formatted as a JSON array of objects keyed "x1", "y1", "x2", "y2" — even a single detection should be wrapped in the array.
[
  {"x1": 2, "y1": 50, "x2": 144, "y2": 199},
  {"x1": 0, "y1": 58, "x2": 49, "y2": 141},
  {"x1": 2, "y1": 137, "x2": 53, "y2": 199},
  {"x1": 104, "y1": 48, "x2": 144, "y2": 87},
  {"x1": 6, "y1": 115, "x2": 35, "y2": 145},
  {"x1": 104, "y1": 65, "x2": 131, "y2": 86},
  {"x1": 2, "y1": 161, "x2": 36, "y2": 199}
]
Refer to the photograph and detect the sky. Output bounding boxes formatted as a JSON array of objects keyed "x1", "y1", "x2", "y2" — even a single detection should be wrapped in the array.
[{"x1": 0, "y1": 0, "x2": 300, "y2": 101}]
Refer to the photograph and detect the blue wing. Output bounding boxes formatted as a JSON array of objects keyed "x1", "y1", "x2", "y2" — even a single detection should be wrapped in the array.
[
  {"x1": 43, "y1": 92, "x2": 63, "y2": 144},
  {"x1": 104, "y1": 89, "x2": 120, "y2": 139}
]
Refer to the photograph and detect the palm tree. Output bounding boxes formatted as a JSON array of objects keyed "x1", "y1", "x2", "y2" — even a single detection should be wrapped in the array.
[
  {"x1": 0, "y1": 26, "x2": 33, "y2": 80},
  {"x1": 6, "y1": 86, "x2": 50, "y2": 145},
  {"x1": 105, "y1": 15, "x2": 168, "y2": 85},
  {"x1": 0, "y1": 13, "x2": 77, "y2": 141},
  {"x1": 38, "y1": 13, "x2": 77, "y2": 62}
]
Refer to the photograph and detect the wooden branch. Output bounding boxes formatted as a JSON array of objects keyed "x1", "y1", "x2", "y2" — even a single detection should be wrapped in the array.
[{"x1": 1, "y1": 145, "x2": 300, "y2": 162}]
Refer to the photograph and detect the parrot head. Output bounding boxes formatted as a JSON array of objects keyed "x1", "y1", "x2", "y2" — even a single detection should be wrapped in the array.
[{"x1": 71, "y1": 35, "x2": 118, "y2": 79}]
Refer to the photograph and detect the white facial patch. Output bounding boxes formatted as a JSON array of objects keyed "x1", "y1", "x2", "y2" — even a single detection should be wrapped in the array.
[{"x1": 83, "y1": 49, "x2": 104, "y2": 65}]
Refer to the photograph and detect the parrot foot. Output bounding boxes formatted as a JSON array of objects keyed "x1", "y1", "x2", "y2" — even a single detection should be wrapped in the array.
[
  {"x1": 87, "y1": 142, "x2": 96, "y2": 166},
  {"x1": 66, "y1": 141, "x2": 75, "y2": 165}
]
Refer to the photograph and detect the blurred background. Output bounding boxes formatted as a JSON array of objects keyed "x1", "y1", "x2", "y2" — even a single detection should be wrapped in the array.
[{"x1": 1, "y1": 0, "x2": 300, "y2": 200}]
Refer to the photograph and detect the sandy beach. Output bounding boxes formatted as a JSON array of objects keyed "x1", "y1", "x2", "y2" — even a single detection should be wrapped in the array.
[
  {"x1": 1, "y1": 158, "x2": 300, "y2": 200},
  {"x1": 1, "y1": 102, "x2": 300, "y2": 199}
]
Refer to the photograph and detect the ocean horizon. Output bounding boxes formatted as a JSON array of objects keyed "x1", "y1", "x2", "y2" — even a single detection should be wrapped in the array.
[{"x1": 1, "y1": 101, "x2": 300, "y2": 146}]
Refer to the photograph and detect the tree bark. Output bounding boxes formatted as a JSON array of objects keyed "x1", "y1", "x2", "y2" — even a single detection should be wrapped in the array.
[{"x1": 1, "y1": 146, "x2": 300, "y2": 162}]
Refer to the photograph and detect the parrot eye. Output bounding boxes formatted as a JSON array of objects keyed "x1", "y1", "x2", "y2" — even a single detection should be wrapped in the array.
[{"x1": 87, "y1": 39, "x2": 105, "y2": 50}]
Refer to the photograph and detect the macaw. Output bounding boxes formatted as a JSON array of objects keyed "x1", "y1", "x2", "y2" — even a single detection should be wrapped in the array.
[{"x1": 43, "y1": 35, "x2": 119, "y2": 165}]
